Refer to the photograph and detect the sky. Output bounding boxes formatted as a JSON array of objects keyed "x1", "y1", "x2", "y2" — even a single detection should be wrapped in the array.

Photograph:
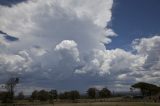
[
  {"x1": 0, "y1": 0, "x2": 160, "y2": 94},
  {"x1": 107, "y1": 0, "x2": 160, "y2": 50}
]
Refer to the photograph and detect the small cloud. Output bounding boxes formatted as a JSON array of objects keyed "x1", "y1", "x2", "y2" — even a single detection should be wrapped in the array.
[
  {"x1": 30, "y1": 46, "x2": 47, "y2": 56},
  {"x1": 117, "y1": 74, "x2": 127, "y2": 80}
]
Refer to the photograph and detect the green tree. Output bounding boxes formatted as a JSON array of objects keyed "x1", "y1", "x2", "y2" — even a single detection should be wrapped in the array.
[
  {"x1": 63, "y1": 92, "x2": 70, "y2": 99},
  {"x1": 49, "y1": 89, "x2": 58, "y2": 100},
  {"x1": 31, "y1": 90, "x2": 38, "y2": 100},
  {"x1": 132, "y1": 82, "x2": 160, "y2": 96},
  {"x1": 0, "y1": 92, "x2": 12, "y2": 103},
  {"x1": 87, "y1": 88, "x2": 97, "y2": 99},
  {"x1": 58, "y1": 93, "x2": 66, "y2": 99},
  {"x1": 69, "y1": 90, "x2": 80, "y2": 101},
  {"x1": 37, "y1": 90, "x2": 49, "y2": 101},
  {"x1": 99, "y1": 88, "x2": 111, "y2": 98},
  {"x1": 58, "y1": 90, "x2": 80, "y2": 102},
  {"x1": 58, "y1": 92, "x2": 70, "y2": 99}
]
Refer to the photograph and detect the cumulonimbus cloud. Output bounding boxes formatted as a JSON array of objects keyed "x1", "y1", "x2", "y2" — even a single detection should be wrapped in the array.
[{"x1": 0, "y1": 0, "x2": 160, "y2": 93}]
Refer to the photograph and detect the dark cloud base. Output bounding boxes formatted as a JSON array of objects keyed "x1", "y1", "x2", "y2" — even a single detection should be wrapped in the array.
[{"x1": 0, "y1": 30, "x2": 19, "y2": 41}]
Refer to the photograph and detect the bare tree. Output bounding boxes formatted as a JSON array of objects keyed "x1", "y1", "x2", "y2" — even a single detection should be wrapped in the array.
[{"x1": 4, "y1": 77, "x2": 19, "y2": 102}]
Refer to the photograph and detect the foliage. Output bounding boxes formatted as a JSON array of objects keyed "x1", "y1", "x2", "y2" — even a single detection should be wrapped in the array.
[
  {"x1": 49, "y1": 89, "x2": 58, "y2": 100},
  {"x1": 31, "y1": 90, "x2": 38, "y2": 100},
  {"x1": 99, "y1": 88, "x2": 111, "y2": 98},
  {"x1": 0, "y1": 92, "x2": 13, "y2": 103},
  {"x1": 87, "y1": 88, "x2": 97, "y2": 99},
  {"x1": 31, "y1": 89, "x2": 57, "y2": 101},
  {"x1": 58, "y1": 90, "x2": 80, "y2": 101},
  {"x1": 37, "y1": 90, "x2": 50, "y2": 101},
  {"x1": 132, "y1": 82, "x2": 160, "y2": 96},
  {"x1": 69, "y1": 90, "x2": 80, "y2": 101}
]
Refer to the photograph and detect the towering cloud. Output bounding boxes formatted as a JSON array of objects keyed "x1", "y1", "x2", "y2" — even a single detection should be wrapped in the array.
[{"x1": 0, "y1": 0, "x2": 159, "y2": 93}]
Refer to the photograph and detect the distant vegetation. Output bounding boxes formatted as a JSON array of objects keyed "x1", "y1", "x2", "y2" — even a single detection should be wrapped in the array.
[
  {"x1": 132, "y1": 82, "x2": 160, "y2": 97},
  {"x1": 0, "y1": 77, "x2": 160, "y2": 104}
]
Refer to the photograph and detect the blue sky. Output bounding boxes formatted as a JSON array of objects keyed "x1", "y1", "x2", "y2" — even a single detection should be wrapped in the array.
[
  {"x1": 107, "y1": 0, "x2": 160, "y2": 50},
  {"x1": 0, "y1": 0, "x2": 160, "y2": 94}
]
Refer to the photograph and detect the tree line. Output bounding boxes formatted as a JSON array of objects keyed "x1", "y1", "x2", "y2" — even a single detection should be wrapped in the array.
[
  {"x1": 29, "y1": 87, "x2": 111, "y2": 102},
  {"x1": 0, "y1": 77, "x2": 160, "y2": 103},
  {"x1": 0, "y1": 87, "x2": 111, "y2": 103}
]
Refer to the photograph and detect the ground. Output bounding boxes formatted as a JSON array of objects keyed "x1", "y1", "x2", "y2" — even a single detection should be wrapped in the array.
[{"x1": 52, "y1": 102, "x2": 160, "y2": 106}]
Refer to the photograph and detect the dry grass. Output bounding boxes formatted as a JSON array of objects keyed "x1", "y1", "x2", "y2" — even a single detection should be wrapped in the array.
[{"x1": 47, "y1": 102, "x2": 160, "y2": 106}]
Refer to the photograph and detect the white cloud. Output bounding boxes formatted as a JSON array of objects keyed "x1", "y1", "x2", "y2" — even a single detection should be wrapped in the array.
[
  {"x1": 75, "y1": 48, "x2": 145, "y2": 76},
  {"x1": 55, "y1": 40, "x2": 80, "y2": 62},
  {"x1": 0, "y1": 51, "x2": 32, "y2": 74},
  {"x1": 74, "y1": 36, "x2": 160, "y2": 90},
  {"x1": 117, "y1": 74, "x2": 127, "y2": 80},
  {"x1": 30, "y1": 46, "x2": 47, "y2": 56},
  {"x1": 0, "y1": 0, "x2": 115, "y2": 52},
  {"x1": 0, "y1": 34, "x2": 9, "y2": 47},
  {"x1": 0, "y1": 0, "x2": 160, "y2": 92},
  {"x1": 0, "y1": 38, "x2": 9, "y2": 47},
  {"x1": 133, "y1": 36, "x2": 160, "y2": 55},
  {"x1": 132, "y1": 36, "x2": 160, "y2": 84},
  {"x1": 0, "y1": 0, "x2": 114, "y2": 83}
]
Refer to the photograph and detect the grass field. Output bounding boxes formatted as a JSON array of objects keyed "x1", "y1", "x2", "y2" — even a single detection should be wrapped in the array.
[
  {"x1": 43, "y1": 102, "x2": 160, "y2": 106},
  {"x1": 0, "y1": 102, "x2": 160, "y2": 106}
]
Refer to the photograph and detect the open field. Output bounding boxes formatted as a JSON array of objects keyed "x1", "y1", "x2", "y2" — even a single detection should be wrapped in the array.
[
  {"x1": 1, "y1": 102, "x2": 160, "y2": 106},
  {"x1": 51, "y1": 102, "x2": 160, "y2": 106}
]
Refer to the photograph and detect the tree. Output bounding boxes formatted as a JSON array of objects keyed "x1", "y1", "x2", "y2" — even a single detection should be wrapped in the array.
[
  {"x1": 37, "y1": 90, "x2": 49, "y2": 101},
  {"x1": 87, "y1": 88, "x2": 97, "y2": 99},
  {"x1": 59, "y1": 91, "x2": 70, "y2": 99},
  {"x1": 58, "y1": 90, "x2": 80, "y2": 102},
  {"x1": 49, "y1": 89, "x2": 58, "y2": 100},
  {"x1": 132, "y1": 82, "x2": 160, "y2": 96},
  {"x1": 3, "y1": 77, "x2": 19, "y2": 103},
  {"x1": 49, "y1": 89, "x2": 57, "y2": 105},
  {"x1": 58, "y1": 93, "x2": 66, "y2": 100},
  {"x1": 31, "y1": 90, "x2": 38, "y2": 100},
  {"x1": 69, "y1": 90, "x2": 80, "y2": 101},
  {"x1": 99, "y1": 88, "x2": 111, "y2": 98},
  {"x1": 0, "y1": 92, "x2": 11, "y2": 103}
]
